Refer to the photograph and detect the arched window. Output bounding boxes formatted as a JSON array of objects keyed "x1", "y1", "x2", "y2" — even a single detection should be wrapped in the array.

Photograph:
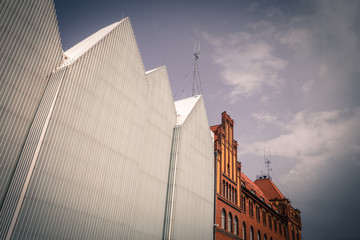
[
  {"x1": 232, "y1": 187, "x2": 235, "y2": 202},
  {"x1": 228, "y1": 185, "x2": 230, "y2": 200},
  {"x1": 257, "y1": 230, "x2": 261, "y2": 240},
  {"x1": 221, "y1": 209, "x2": 226, "y2": 229},
  {"x1": 250, "y1": 226, "x2": 254, "y2": 240},
  {"x1": 249, "y1": 201, "x2": 253, "y2": 217},
  {"x1": 270, "y1": 237, "x2": 273, "y2": 240},
  {"x1": 243, "y1": 222, "x2": 246, "y2": 239},
  {"x1": 235, "y1": 189, "x2": 237, "y2": 204},
  {"x1": 234, "y1": 216, "x2": 238, "y2": 235},
  {"x1": 225, "y1": 183, "x2": 228, "y2": 199},
  {"x1": 228, "y1": 212, "x2": 232, "y2": 232},
  {"x1": 223, "y1": 180, "x2": 225, "y2": 196},
  {"x1": 243, "y1": 196, "x2": 246, "y2": 212},
  {"x1": 279, "y1": 222, "x2": 282, "y2": 236},
  {"x1": 264, "y1": 233, "x2": 267, "y2": 240}
]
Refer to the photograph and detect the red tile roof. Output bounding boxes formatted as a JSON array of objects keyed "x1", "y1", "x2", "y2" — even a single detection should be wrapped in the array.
[
  {"x1": 241, "y1": 173, "x2": 271, "y2": 205},
  {"x1": 254, "y1": 178, "x2": 285, "y2": 200}
]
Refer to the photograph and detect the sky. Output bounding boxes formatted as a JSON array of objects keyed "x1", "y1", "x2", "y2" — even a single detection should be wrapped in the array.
[{"x1": 53, "y1": 0, "x2": 360, "y2": 239}]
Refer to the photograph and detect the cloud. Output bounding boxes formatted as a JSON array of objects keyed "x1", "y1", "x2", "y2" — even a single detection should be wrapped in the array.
[
  {"x1": 203, "y1": 31, "x2": 287, "y2": 102},
  {"x1": 279, "y1": 0, "x2": 360, "y2": 109},
  {"x1": 240, "y1": 107, "x2": 360, "y2": 238},
  {"x1": 241, "y1": 108, "x2": 360, "y2": 165},
  {"x1": 206, "y1": 0, "x2": 360, "y2": 108},
  {"x1": 266, "y1": 6, "x2": 282, "y2": 18},
  {"x1": 205, "y1": 0, "x2": 360, "y2": 238},
  {"x1": 251, "y1": 112, "x2": 278, "y2": 125}
]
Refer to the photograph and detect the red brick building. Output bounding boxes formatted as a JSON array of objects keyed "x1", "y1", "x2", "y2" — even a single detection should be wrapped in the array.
[{"x1": 211, "y1": 112, "x2": 302, "y2": 240}]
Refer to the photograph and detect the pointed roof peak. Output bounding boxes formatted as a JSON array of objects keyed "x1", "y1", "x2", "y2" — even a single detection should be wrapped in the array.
[
  {"x1": 145, "y1": 65, "x2": 167, "y2": 75},
  {"x1": 254, "y1": 178, "x2": 285, "y2": 200},
  {"x1": 61, "y1": 18, "x2": 129, "y2": 68},
  {"x1": 174, "y1": 95, "x2": 202, "y2": 125}
]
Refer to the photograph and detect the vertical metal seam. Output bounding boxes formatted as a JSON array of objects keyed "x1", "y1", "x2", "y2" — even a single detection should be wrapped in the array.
[{"x1": 5, "y1": 68, "x2": 67, "y2": 240}]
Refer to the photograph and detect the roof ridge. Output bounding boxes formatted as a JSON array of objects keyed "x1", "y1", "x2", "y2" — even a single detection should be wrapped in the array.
[
  {"x1": 60, "y1": 18, "x2": 128, "y2": 68},
  {"x1": 267, "y1": 179, "x2": 285, "y2": 199},
  {"x1": 241, "y1": 173, "x2": 271, "y2": 205},
  {"x1": 174, "y1": 95, "x2": 202, "y2": 125},
  {"x1": 254, "y1": 178, "x2": 285, "y2": 200}
]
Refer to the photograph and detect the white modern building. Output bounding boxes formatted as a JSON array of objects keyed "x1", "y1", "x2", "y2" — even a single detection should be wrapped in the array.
[
  {"x1": 163, "y1": 96, "x2": 214, "y2": 240},
  {"x1": 0, "y1": 1, "x2": 214, "y2": 239}
]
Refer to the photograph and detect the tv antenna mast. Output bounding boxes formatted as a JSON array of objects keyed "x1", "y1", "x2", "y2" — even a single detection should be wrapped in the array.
[
  {"x1": 192, "y1": 41, "x2": 202, "y2": 96},
  {"x1": 264, "y1": 147, "x2": 272, "y2": 178}
]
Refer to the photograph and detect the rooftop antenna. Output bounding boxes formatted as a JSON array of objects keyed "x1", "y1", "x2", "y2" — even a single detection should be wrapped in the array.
[
  {"x1": 264, "y1": 146, "x2": 272, "y2": 178},
  {"x1": 192, "y1": 41, "x2": 202, "y2": 96},
  {"x1": 256, "y1": 147, "x2": 272, "y2": 181}
]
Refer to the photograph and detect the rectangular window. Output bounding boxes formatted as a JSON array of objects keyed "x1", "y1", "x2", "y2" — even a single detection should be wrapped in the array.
[
  {"x1": 249, "y1": 201, "x2": 253, "y2": 217},
  {"x1": 268, "y1": 215, "x2": 272, "y2": 229},
  {"x1": 263, "y1": 211, "x2": 266, "y2": 226},
  {"x1": 274, "y1": 219, "x2": 277, "y2": 233}
]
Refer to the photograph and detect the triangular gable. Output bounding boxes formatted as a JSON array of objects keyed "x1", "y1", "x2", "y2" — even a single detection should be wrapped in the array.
[
  {"x1": 174, "y1": 95, "x2": 201, "y2": 125},
  {"x1": 254, "y1": 178, "x2": 285, "y2": 200},
  {"x1": 60, "y1": 18, "x2": 127, "y2": 67}
]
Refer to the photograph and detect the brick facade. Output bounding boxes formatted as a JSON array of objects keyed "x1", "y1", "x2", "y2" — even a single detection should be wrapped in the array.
[{"x1": 211, "y1": 112, "x2": 302, "y2": 240}]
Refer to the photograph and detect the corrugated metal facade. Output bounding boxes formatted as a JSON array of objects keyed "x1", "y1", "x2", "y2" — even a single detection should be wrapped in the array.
[
  {"x1": 164, "y1": 96, "x2": 214, "y2": 240},
  {"x1": 11, "y1": 18, "x2": 160, "y2": 239},
  {"x1": 0, "y1": 0, "x2": 63, "y2": 238},
  {"x1": 0, "y1": 1, "x2": 214, "y2": 239},
  {"x1": 0, "y1": 0, "x2": 63, "y2": 208},
  {"x1": 127, "y1": 67, "x2": 177, "y2": 240}
]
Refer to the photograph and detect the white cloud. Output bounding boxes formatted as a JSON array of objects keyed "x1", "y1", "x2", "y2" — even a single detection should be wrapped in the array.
[
  {"x1": 215, "y1": 1, "x2": 360, "y2": 238},
  {"x1": 240, "y1": 107, "x2": 360, "y2": 189},
  {"x1": 203, "y1": 31, "x2": 287, "y2": 102},
  {"x1": 252, "y1": 112, "x2": 278, "y2": 125},
  {"x1": 280, "y1": 0, "x2": 360, "y2": 106}
]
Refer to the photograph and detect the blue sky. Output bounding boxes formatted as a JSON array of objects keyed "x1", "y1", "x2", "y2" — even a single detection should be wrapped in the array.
[{"x1": 54, "y1": 0, "x2": 360, "y2": 239}]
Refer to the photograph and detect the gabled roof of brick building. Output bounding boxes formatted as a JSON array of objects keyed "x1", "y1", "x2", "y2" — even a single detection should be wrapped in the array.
[
  {"x1": 241, "y1": 173, "x2": 279, "y2": 211},
  {"x1": 254, "y1": 178, "x2": 285, "y2": 200}
]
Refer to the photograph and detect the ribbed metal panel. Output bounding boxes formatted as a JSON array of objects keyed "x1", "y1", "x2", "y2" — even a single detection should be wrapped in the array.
[
  {"x1": 163, "y1": 126, "x2": 181, "y2": 240},
  {"x1": 1, "y1": 1, "x2": 214, "y2": 239},
  {"x1": 9, "y1": 18, "x2": 177, "y2": 240},
  {"x1": 164, "y1": 96, "x2": 214, "y2": 240},
  {"x1": 0, "y1": 0, "x2": 63, "y2": 210},
  {"x1": 0, "y1": 68, "x2": 67, "y2": 239},
  {"x1": 126, "y1": 67, "x2": 177, "y2": 240}
]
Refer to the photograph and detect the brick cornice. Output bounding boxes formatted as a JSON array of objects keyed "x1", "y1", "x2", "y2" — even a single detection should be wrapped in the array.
[{"x1": 217, "y1": 195, "x2": 242, "y2": 213}]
